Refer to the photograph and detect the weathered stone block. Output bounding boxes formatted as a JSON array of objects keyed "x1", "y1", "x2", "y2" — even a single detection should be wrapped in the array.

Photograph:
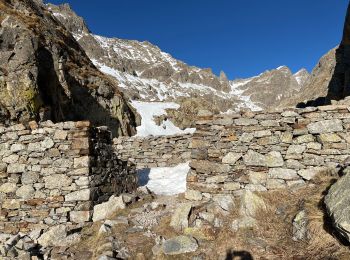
[{"x1": 307, "y1": 119, "x2": 343, "y2": 134}]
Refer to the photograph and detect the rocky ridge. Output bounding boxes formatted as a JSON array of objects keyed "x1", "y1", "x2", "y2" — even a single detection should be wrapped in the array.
[{"x1": 47, "y1": 3, "x2": 312, "y2": 117}]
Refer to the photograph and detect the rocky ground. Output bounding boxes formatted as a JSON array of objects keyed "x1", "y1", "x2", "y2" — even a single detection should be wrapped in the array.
[{"x1": 2, "y1": 166, "x2": 349, "y2": 260}]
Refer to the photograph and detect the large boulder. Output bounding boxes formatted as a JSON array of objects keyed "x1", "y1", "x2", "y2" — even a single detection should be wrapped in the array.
[
  {"x1": 0, "y1": 0, "x2": 139, "y2": 137},
  {"x1": 325, "y1": 171, "x2": 350, "y2": 242}
]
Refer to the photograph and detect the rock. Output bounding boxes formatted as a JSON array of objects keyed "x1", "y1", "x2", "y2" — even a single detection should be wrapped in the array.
[
  {"x1": 93, "y1": 195, "x2": 126, "y2": 222},
  {"x1": 7, "y1": 164, "x2": 26, "y2": 174},
  {"x1": 37, "y1": 225, "x2": 67, "y2": 247},
  {"x1": 2, "y1": 199, "x2": 21, "y2": 209},
  {"x1": 318, "y1": 133, "x2": 342, "y2": 143},
  {"x1": 265, "y1": 151, "x2": 284, "y2": 167},
  {"x1": 0, "y1": 183, "x2": 17, "y2": 193},
  {"x1": 185, "y1": 190, "x2": 203, "y2": 201},
  {"x1": 243, "y1": 150, "x2": 283, "y2": 167},
  {"x1": 243, "y1": 150, "x2": 266, "y2": 167},
  {"x1": 292, "y1": 210, "x2": 310, "y2": 241},
  {"x1": 240, "y1": 191, "x2": 267, "y2": 218},
  {"x1": 41, "y1": 137, "x2": 54, "y2": 149},
  {"x1": 15, "y1": 185, "x2": 34, "y2": 199},
  {"x1": 170, "y1": 203, "x2": 192, "y2": 231},
  {"x1": 222, "y1": 152, "x2": 242, "y2": 164},
  {"x1": 65, "y1": 189, "x2": 91, "y2": 202},
  {"x1": 2, "y1": 154, "x2": 19, "y2": 164},
  {"x1": 212, "y1": 194, "x2": 235, "y2": 211},
  {"x1": 298, "y1": 167, "x2": 326, "y2": 181},
  {"x1": 44, "y1": 174, "x2": 72, "y2": 189},
  {"x1": 307, "y1": 119, "x2": 343, "y2": 134},
  {"x1": 268, "y1": 168, "x2": 299, "y2": 180},
  {"x1": 325, "y1": 170, "x2": 350, "y2": 242},
  {"x1": 70, "y1": 211, "x2": 91, "y2": 223},
  {"x1": 162, "y1": 236, "x2": 198, "y2": 255},
  {"x1": 287, "y1": 145, "x2": 306, "y2": 155}
]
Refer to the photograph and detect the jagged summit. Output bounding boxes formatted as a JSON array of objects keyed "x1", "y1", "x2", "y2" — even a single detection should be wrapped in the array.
[{"x1": 46, "y1": 2, "x2": 312, "y2": 117}]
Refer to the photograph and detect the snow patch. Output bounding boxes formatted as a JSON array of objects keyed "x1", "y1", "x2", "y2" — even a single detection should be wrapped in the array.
[
  {"x1": 130, "y1": 101, "x2": 196, "y2": 137},
  {"x1": 138, "y1": 162, "x2": 190, "y2": 196}
]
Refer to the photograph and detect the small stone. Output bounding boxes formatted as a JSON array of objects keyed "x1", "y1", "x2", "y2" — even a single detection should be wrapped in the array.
[
  {"x1": 239, "y1": 133, "x2": 254, "y2": 143},
  {"x1": 2, "y1": 199, "x2": 21, "y2": 209},
  {"x1": 292, "y1": 210, "x2": 310, "y2": 241},
  {"x1": 41, "y1": 137, "x2": 54, "y2": 149},
  {"x1": 318, "y1": 133, "x2": 342, "y2": 143},
  {"x1": 223, "y1": 182, "x2": 241, "y2": 191},
  {"x1": 287, "y1": 145, "x2": 306, "y2": 155},
  {"x1": 212, "y1": 194, "x2": 235, "y2": 211},
  {"x1": 65, "y1": 189, "x2": 91, "y2": 202},
  {"x1": 240, "y1": 190, "x2": 267, "y2": 218},
  {"x1": 54, "y1": 130, "x2": 68, "y2": 140},
  {"x1": 7, "y1": 164, "x2": 26, "y2": 174},
  {"x1": 15, "y1": 185, "x2": 34, "y2": 199},
  {"x1": 44, "y1": 174, "x2": 72, "y2": 189},
  {"x1": 282, "y1": 111, "x2": 299, "y2": 117},
  {"x1": 37, "y1": 225, "x2": 67, "y2": 247},
  {"x1": 2, "y1": 154, "x2": 19, "y2": 164},
  {"x1": 0, "y1": 183, "x2": 17, "y2": 193},
  {"x1": 74, "y1": 156, "x2": 90, "y2": 168},
  {"x1": 170, "y1": 203, "x2": 192, "y2": 231},
  {"x1": 185, "y1": 190, "x2": 203, "y2": 201},
  {"x1": 222, "y1": 152, "x2": 242, "y2": 164},
  {"x1": 268, "y1": 168, "x2": 299, "y2": 180},
  {"x1": 93, "y1": 195, "x2": 126, "y2": 222},
  {"x1": 70, "y1": 211, "x2": 91, "y2": 223},
  {"x1": 10, "y1": 144, "x2": 25, "y2": 153},
  {"x1": 307, "y1": 119, "x2": 343, "y2": 134},
  {"x1": 162, "y1": 236, "x2": 198, "y2": 255},
  {"x1": 298, "y1": 167, "x2": 326, "y2": 181}
]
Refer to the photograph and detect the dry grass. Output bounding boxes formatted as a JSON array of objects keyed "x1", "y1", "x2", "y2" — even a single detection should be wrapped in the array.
[{"x1": 216, "y1": 169, "x2": 350, "y2": 259}]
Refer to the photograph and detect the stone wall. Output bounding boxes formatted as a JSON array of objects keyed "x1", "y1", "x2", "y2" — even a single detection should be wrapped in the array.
[
  {"x1": 188, "y1": 106, "x2": 350, "y2": 195},
  {"x1": 0, "y1": 121, "x2": 136, "y2": 234},
  {"x1": 113, "y1": 134, "x2": 192, "y2": 169}
]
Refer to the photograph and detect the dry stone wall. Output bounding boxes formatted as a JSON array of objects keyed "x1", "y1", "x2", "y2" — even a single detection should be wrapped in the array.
[
  {"x1": 113, "y1": 134, "x2": 192, "y2": 169},
  {"x1": 188, "y1": 105, "x2": 350, "y2": 195},
  {"x1": 0, "y1": 121, "x2": 136, "y2": 235}
]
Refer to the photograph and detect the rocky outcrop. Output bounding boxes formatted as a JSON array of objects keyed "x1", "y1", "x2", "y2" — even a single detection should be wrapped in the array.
[
  {"x1": 325, "y1": 168, "x2": 350, "y2": 243},
  {"x1": 0, "y1": 0, "x2": 139, "y2": 136}
]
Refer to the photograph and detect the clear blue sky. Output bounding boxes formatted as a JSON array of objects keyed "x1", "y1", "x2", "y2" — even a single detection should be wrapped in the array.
[{"x1": 47, "y1": 0, "x2": 349, "y2": 79}]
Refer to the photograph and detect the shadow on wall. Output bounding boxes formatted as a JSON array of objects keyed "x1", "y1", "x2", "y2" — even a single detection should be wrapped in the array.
[
  {"x1": 137, "y1": 168, "x2": 151, "y2": 186},
  {"x1": 297, "y1": 3, "x2": 350, "y2": 108},
  {"x1": 226, "y1": 250, "x2": 254, "y2": 260}
]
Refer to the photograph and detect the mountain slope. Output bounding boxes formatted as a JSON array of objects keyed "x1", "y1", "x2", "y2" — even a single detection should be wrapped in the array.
[
  {"x1": 47, "y1": 3, "x2": 310, "y2": 117},
  {"x1": 0, "y1": 0, "x2": 139, "y2": 136}
]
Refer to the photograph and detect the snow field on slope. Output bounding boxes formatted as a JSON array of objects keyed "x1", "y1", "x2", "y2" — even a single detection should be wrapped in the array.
[
  {"x1": 138, "y1": 162, "x2": 190, "y2": 196},
  {"x1": 130, "y1": 101, "x2": 196, "y2": 137}
]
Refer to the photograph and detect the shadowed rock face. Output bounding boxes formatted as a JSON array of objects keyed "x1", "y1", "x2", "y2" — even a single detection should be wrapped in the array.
[
  {"x1": 294, "y1": 3, "x2": 350, "y2": 107},
  {"x1": 0, "y1": 0, "x2": 139, "y2": 137}
]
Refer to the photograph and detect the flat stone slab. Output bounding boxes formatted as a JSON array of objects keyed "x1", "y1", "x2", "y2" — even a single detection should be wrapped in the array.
[{"x1": 162, "y1": 235, "x2": 198, "y2": 255}]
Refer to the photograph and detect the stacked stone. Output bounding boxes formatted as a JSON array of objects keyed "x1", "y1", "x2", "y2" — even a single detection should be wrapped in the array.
[
  {"x1": 113, "y1": 134, "x2": 192, "y2": 169},
  {"x1": 0, "y1": 121, "x2": 137, "y2": 235},
  {"x1": 188, "y1": 105, "x2": 350, "y2": 195}
]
